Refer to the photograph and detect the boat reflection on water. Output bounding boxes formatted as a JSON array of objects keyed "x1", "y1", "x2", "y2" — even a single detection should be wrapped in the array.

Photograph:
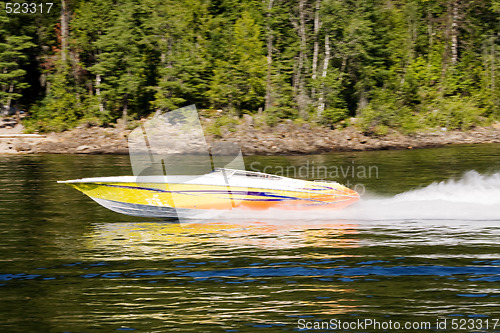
[
  {"x1": 81, "y1": 217, "x2": 361, "y2": 318},
  {"x1": 82, "y1": 217, "x2": 360, "y2": 260}
]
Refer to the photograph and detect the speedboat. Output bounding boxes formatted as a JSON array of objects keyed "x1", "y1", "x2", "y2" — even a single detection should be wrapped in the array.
[
  {"x1": 59, "y1": 106, "x2": 359, "y2": 219},
  {"x1": 58, "y1": 168, "x2": 359, "y2": 218}
]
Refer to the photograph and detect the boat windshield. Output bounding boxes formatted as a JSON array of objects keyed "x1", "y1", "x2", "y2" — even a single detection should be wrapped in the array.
[
  {"x1": 213, "y1": 168, "x2": 282, "y2": 180},
  {"x1": 313, "y1": 179, "x2": 339, "y2": 184}
]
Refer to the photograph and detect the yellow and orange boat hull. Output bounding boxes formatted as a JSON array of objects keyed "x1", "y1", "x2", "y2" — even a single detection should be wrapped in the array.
[{"x1": 62, "y1": 180, "x2": 359, "y2": 218}]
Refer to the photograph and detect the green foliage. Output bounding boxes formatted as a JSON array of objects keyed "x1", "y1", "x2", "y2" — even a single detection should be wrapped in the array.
[
  {"x1": 204, "y1": 114, "x2": 239, "y2": 137},
  {"x1": 424, "y1": 97, "x2": 485, "y2": 130},
  {"x1": 90, "y1": 0, "x2": 147, "y2": 120},
  {"x1": 143, "y1": 0, "x2": 211, "y2": 112},
  {"x1": 208, "y1": 11, "x2": 266, "y2": 112},
  {"x1": 359, "y1": 89, "x2": 401, "y2": 129},
  {"x1": 9, "y1": 0, "x2": 500, "y2": 133},
  {"x1": 24, "y1": 62, "x2": 82, "y2": 132},
  {"x1": 261, "y1": 108, "x2": 281, "y2": 126},
  {"x1": 0, "y1": 4, "x2": 34, "y2": 107},
  {"x1": 323, "y1": 107, "x2": 348, "y2": 124}
]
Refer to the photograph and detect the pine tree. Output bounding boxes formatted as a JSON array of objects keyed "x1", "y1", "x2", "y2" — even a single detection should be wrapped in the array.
[
  {"x1": 41, "y1": 61, "x2": 81, "y2": 131},
  {"x1": 0, "y1": 6, "x2": 34, "y2": 109},
  {"x1": 208, "y1": 11, "x2": 266, "y2": 113},
  {"x1": 90, "y1": 0, "x2": 146, "y2": 124},
  {"x1": 72, "y1": 0, "x2": 115, "y2": 116},
  {"x1": 142, "y1": 0, "x2": 211, "y2": 112}
]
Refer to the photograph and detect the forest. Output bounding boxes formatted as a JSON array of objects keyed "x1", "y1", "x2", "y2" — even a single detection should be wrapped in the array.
[{"x1": 1, "y1": 0, "x2": 500, "y2": 133}]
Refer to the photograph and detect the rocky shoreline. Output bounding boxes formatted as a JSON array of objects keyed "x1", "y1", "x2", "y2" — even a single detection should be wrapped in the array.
[{"x1": 2, "y1": 119, "x2": 500, "y2": 155}]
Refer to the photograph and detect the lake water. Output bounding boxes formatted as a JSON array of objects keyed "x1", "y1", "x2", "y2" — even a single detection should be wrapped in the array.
[{"x1": 1, "y1": 145, "x2": 500, "y2": 332}]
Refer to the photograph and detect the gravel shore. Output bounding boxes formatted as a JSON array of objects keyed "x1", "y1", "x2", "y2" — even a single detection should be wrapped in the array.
[{"x1": 2, "y1": 119, "x2": 500, "y2": 155}]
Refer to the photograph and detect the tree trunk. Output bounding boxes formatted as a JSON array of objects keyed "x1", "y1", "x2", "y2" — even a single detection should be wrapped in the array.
[
  {"x1": 122, "y1": 95, "x2": 128, "y2": 127},
  {"x1": 401, "y1": 2, "x2": 417, "y2": 87},
  {"x1": 340, "y1": 55, "x2": 347, "y2": 74},
  {"x1": 6, "y1": 84, "x2": 13, "y2": 108},
  {"x1": 450, "y1": 0, "x2": 459, "y2": 65},
  {"x1": 60, "y1": 0, "x2": 69, "y2": 63},
  {"x1": 95, "y1": 45, "x2": 105, "y2": 113},
  {"x1": 158, "y1": 36, "x2": 167, "y2": 111},
  {"x1": 311, "y1": 0, "x2": 321, "y2": 98},
  {"x1": 427, "y1": 9, "x2": 433, "y2": 86},
  {"x1": 167, "y1": 37, "x2": 173, "y2": 69},
  {"x1": 160, "y1": 37, "x2": 167, "y2": 64},
  {"x1": 492, "y1": 35, "x2": 496, "y2": 96},
  {"x1": 96, "y1": 73, "x2": 104, "y2": 113},
  {"x1": 296, "y1": 0, "x2": 309, "y2": 118},
  {"x1": 317, "y1": 35, "x2": 330, "y2": 118},
  {"x1": 6, "y1": 84, "x2": 21, "y2": 122},
  {"x1": 265, "y1": 0, "x2": 274, "y2": 111},
  {"x1": 451, "y1": 0, "x2": 458, "y2": 65}
]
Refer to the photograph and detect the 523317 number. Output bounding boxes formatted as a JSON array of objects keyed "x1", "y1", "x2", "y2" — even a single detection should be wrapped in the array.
[{"x1": 5, "y1": 3, "x2": 53, "y2": 14}]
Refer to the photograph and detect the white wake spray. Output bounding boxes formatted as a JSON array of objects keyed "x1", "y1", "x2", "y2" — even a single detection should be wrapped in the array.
[{"x1": 392, "y1": 171, "x2": 500, "y2": 205}]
